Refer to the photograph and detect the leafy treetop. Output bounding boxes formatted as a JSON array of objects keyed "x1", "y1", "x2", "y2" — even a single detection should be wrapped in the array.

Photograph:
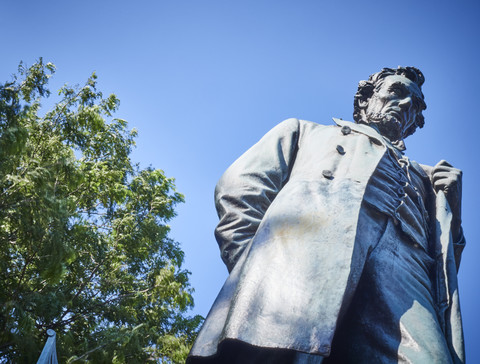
[{"x1": 0, "y1": 59, "x2": 202, "y2": 363}]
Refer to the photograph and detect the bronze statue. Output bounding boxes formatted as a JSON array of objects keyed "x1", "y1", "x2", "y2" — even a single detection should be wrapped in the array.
[{"x1": 188, "y1": 67, "x2": 465, "y2": 363}]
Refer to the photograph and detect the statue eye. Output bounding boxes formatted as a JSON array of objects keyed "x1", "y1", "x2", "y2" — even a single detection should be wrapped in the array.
[{"x1": 389, "y1": 86, "x2": 405, "y2": 97}]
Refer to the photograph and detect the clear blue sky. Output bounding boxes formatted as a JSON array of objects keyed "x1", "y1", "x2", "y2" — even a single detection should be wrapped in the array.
[{"x1": 2, "y1": 0, "x2": 479, "y2": 360}]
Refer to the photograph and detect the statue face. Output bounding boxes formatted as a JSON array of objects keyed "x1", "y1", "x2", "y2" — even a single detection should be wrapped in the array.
[{"x1": 364, "y1": 75, "x2": 425, "y2": 141}]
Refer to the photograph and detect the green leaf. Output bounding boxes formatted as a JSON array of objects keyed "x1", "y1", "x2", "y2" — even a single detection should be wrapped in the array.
[{"x1": 0, "y1": 60, "x2": 203, "y2": 363}]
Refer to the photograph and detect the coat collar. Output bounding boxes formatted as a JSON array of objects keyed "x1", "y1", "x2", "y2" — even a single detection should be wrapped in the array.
[
  {"x1": 332, "y1": 118, "x2": 405, "y2": 154},
  {"x1": 332, "y1": 118, "x2": 431, "y2": 185}
]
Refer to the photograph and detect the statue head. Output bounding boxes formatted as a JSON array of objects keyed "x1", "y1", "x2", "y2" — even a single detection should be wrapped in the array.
[{"x1": 353, "y1": 67, "x2": 427, "y2": 142}]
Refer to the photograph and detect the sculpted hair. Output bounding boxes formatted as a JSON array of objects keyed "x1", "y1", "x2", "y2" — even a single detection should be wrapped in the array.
[{"x1": 353, "y1": 66, "x2": 427, "y2": 138}]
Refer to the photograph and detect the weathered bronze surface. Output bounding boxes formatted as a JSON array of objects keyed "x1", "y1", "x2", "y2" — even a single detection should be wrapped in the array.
[{"x1": 188, "y1": 67, "x2": 465, "y2": 363}]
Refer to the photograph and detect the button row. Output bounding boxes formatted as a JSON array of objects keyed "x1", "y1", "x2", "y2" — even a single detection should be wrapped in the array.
[{"x1": 324, "y1": 142, "x2": 347, "y2": 179}]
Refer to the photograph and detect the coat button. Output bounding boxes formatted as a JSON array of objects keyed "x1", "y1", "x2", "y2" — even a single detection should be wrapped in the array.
[
  {"x1": 336, "y1": 145, "x2": 345, "y2": 155},
  {"x1": 341, "y1": 126, "x2": 351, "y2": 135},
  {"x1": 322, "y1": 170, "x2": 334, "y2": 179}
]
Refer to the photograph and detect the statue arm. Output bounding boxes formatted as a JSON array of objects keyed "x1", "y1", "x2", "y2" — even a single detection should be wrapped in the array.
[
  {"x1": 432, "y1": 160, "x2": 465, "y2": 271},
  {"x1": 214, "y1": 118, "x2": 302, "y2": 272},
  {"x1": 421, "y1": 162, "x2": 465, "y2": 271}
]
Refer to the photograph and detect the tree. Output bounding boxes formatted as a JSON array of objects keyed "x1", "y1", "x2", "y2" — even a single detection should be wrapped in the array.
[{"x1": 0, "y1": 59, "x2": 202, "y2": 363}]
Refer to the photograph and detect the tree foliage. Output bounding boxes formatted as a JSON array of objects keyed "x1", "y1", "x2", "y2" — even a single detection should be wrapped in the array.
[{"x1": 0, "y1": 59, "x2": 202, "y2": 363}]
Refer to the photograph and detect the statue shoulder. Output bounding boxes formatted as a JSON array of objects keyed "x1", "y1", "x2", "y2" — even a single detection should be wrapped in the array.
[
  {"x1": 269, "y1": 118, "x2": 336, "y2": 148},
  {"x1": 273, "y1": 118, "x2": 332, "y2": 135}
]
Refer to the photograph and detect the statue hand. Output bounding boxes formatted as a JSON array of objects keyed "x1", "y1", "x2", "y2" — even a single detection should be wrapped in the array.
[{"x1": 432, "y1": 160, "x2": 463, "y2": 241}]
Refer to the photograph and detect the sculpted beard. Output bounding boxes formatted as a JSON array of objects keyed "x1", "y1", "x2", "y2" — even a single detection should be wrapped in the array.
[{"x1": 366, "y1": 112, "x2": 403, "y2": 142}]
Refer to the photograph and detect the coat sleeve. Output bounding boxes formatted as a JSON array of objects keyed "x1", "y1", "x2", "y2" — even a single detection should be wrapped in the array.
[
  {"x1": 452, "y1": 229, "x2": 466, "y2": 272},
  {"x1": 420, "y1": 163, "x2": 466, "y2": 271},
  {"x1": 214, "y1": 118, "x2": 301, "y2": 272}
]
